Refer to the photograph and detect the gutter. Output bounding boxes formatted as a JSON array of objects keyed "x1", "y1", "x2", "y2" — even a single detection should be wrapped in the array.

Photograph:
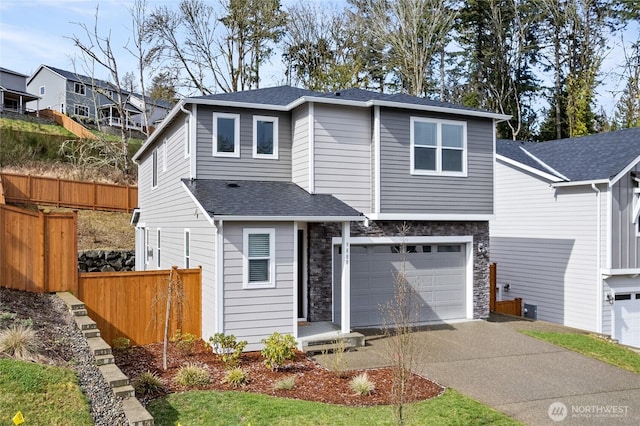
[{"x1": 592, "y1": 183, "x2": 603, "y2": 334}]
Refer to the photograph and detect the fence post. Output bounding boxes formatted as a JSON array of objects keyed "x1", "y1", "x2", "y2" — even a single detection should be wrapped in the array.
[
  {"x1": 71, "y1": 210, "x2": 79, "y2": 294},
  {"x1": 28, "y1": 174, "x2": 33, "y2": 202},
  {"x1": 39, "y1": 210, "x2": 46, "y2": 292},
  {"x1": 57, "y1": 177, "x2": 61, "y2": 208},
  {"x1": 93, "y1": 181, "x2": 97, "y2": 210},
  {"x1": 489, "y1": 263, "x2": 497, "y2": 312}
]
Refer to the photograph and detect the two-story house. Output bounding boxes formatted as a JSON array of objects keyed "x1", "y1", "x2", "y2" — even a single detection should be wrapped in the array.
[
  {"x1": 0, "y1": 67, "x2": 39, "y2": 114},
  {"x1": 132, "y1": 86, "x2": 509, "y2": 350},
  {"x1": 492, "y1": 130, "x2": 640, "y2": 348},
  {"x1": 26, "y1": 64, "x2": 171, "y2": 131}
]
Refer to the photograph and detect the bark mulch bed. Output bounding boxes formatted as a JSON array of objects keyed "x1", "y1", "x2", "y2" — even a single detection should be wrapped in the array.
[{"x1": 115, "y1": 340, "x2": 444, "y2": 406}]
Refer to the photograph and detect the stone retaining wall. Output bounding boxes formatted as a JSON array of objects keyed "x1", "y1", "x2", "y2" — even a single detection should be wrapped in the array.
[{"x1": 79, "y1": 250, "x2": 135, "y2": 273}]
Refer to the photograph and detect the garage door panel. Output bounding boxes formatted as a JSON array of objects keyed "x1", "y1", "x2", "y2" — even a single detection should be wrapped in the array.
[{"x1": 613, "y1": 292, "x2": 640, "y2": 348}]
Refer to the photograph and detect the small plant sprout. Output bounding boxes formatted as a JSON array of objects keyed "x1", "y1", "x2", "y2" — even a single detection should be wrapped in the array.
[
  {"x1": 349, "y1": 373, "x2": 376, "y2": 396},
  {"x1": 222, "y1": 368, "x2": 249, "y2": 387},
  {"x1": 175, "y1": 363, "x2": 211, "y2": 387},
  {"x1": 273, "y1": 376, "x2": 296, "y2": 391}
]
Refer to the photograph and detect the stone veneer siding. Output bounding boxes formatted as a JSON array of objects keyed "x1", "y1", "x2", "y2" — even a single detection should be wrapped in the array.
[{"x1": 307, "y1": 220, "x2": 490, "y2": 322}]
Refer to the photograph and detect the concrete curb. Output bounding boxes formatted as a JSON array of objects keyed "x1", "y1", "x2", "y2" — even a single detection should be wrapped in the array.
[{"x1": 57, "y1": 292, "x2": 154, "y2": 426}]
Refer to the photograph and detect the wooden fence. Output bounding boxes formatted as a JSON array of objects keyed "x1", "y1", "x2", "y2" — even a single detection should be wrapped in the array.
[
  {"x1": 489, "y1": 263, "x2": 523, "y2": 317},
  {"x1": 0, "y1": 172, "x2": 137, "y2": 212},
  {"x1": 78, "y1": 267, "x2": 202, "y2": 346},
  {"x1": 38, "y1": 109, "x2": 97, "y2": 140},
  {"x1": 0, "y1": 204, "x2": 78, "y2": 293}
]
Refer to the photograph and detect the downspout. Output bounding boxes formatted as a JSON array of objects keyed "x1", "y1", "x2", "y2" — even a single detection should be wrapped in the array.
[
  {"x1": 215, "y1": 219, "x2": 224, "y2": 334},
  {"x1": 592, "y1": 183, "x2": 603, "y2": 333}
]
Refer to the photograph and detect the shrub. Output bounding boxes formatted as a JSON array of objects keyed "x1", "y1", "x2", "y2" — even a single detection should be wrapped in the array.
[
  {"x1": 172, "y1": 330, "x2": 197, "y2": 356},
  {"x1": 134, "y1": 371, "x2": 165, "y2": 395},
  {"x1": 273, "y1": 376, "x2": 296, "y2": 391},
  {"x1": 112, "y1": 337, "x2": 131, "y2": 351},
  {"x1": 349, "y1": 373, "x2": 376, "y2": 396},
  {"x1": 0, "y1": 312, "x2": 17, "y2": 325},
  {"x1": 0, "y1": 324, "x2": 38, "y2": 360},
  {"x1": 222, "y1": 368, "x2": 249, "y2": 387},
  {"x1": 209, "y1": 333, "x2": 247, "y2": 369},
  {"x1": 175, "y1": 363, "x2": 210, "y2": 387},
  {"x1": 260, "y1": 332, "x2": 297, "y2": 371}
]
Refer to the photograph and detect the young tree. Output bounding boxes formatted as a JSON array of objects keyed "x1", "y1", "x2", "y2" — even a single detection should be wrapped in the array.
[
  {"x1": 148, "y1": 71, "x2": 178, "y2": 103},
  {"x1": 615, "y1": 40, "x2": 640, "y2": 128}
]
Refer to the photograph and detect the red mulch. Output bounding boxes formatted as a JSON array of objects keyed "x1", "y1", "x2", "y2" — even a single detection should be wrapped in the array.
[{"x1": 114, "y1": 340, "x2": 444, "y2": 406}]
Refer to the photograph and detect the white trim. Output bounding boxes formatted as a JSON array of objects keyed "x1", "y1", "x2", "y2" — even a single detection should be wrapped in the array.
[
  {"x1": 367, "y1": 213, "x2": 494, "y2": 221},
  {"x1": 551, "y1": 179, "x2": 610, "y2": 187},
  {"x1": 215, "y1": 220, "x2": 224, "y2": 334},
  {"x1": 156, "y1": 228, "x2": 162, "y2": 269},
  {"x1": 332, "y1": 235, "x2": 474, "y2": 246},
  {"x1": 151, "y1": 148, "x2": 158, "y2": 189},
  {"x1": 340, "y1": 221, "x2": 351, "y2": 333},
  {"x1": 162, "y1": 140, "x2": 167, "y2": 172},
  {"x1": 495, "y1": 154, "x2": 565, "y2": 183},
  {"x1": 465, "y1": 240, "x2": 474, "y2": 319},
  {"x1": 184, "y1": 229, "x2": 191, "y2": 268},
  {"x1": 145, "y1": 227, "x2": 151, "y2": 267},
  {"x1": 129, "y1": 208, "x2": 140, "y2": 226},
  {"x1": 74, "y1": 82, "x2": 86, "y2": 95},
  {"x1": 242, "y1": 228, "x2": 276, "y2": 289},
  {"x1": 190, "y1": 104, "x2": 197, "y2": 179},
  {"x1": 374, "y1": 105, "x2": 381, "y2": 214},
  {"x1": 410, "y1": 116, "x2": 468, "y2": 177},
  {"x1": 607, "y1": 183, "x2": 613, "y2": 269},
  {"x1": 213, "y1": 215, "x2": 364, "y2": 222},
  {"x1": 602, "y1": 268, "x2": 640, "y2": 276},
  {"x1": 592, "y1": 183, "x2": 603, "y2": 333},
  {"x1": 610, "y1": 154, "x2": 640, "y2": 186},
  {"x1": 297, "y1": 223, "x2": 308, "y2": 320},
  {"x1": 308, "y1": 102, "x2": 315, "y2": 193},
  {"x1": 73, "y1": 104, "x2": 89, "y2": 117},
  {"x1": 184, "y1": 115, "x2": 191, "y2": 159},
  {"x1": 292, "y1": 222, "x2": 299, "y2": 338},
  {"x1": 212, "y1": 112, "x2": 240, "y2": 158},
  {"x1": 184, "y1": 98, "x2": 290, "y2": 111},
  {"x1": 252, "y1": 115, "x2": 279, "y2": 159},
  {"x1": 520, "y1": 147, "x2": 571, "y2": 181},
  {"x1": 181, "y1": 182, "x2": 214, "y2": 224}
]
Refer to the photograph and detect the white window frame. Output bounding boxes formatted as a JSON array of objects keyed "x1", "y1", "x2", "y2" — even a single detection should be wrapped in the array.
[
  {"x1": 243, "y1": 228, "x2": 276, "y2": 289},
  {"x1": 184, "y1": 229, "x2": 191, "y2": 268},
  {"x1": 185, "y1": 117, "x2": 191, "y2": 158},
  {"x1": 152, "y1": 149, "x2": 158, "y2": 188},
  {"x1": 39, "y1": 86, "x2": 45, "y2": 95},
  {"x1": 410, "y1": 117, "x2": 467, "y2": 177},
  {"x1": 145, "y1": 228, "x2": 152, "y2": 266},
  {"x1": 252, "y1": 115, "x2": 279, "y2": 159},
  {"x1": 74, "y1": 82, "x2": 86, "y2": 95},
  {"x1": 162, "y1": 139, "x2": 168, "y2": 172},
  {"x1": 632, "y1": 180, "x2": 640, "y2": 237},
  {"x1": 73, "y1": 104, "x2": 89, "y2": 117},
  {"x1": 156, "y1": 229, "x2": 161, "y2": 269},
  {"x1": 212, "y1": 112, "x2": 240, "y2": 158}
]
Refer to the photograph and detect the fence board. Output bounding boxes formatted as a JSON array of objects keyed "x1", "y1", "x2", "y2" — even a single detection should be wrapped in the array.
[
  {"x1": 38, "y1": 109, "x2": 97, "y2": 140},
  {"x1": 0, "y1": 172, "x2": 137, "y2": 212},
  {"x1": 490, "y1": 263, "x2": 523, "y2": 317},
  {"x1": 78, "y1": 267, "x2": 202, "y2": 346}
]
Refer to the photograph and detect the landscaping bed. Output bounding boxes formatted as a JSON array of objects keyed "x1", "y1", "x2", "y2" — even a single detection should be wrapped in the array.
[{"x1": 115, "y1": 339, "x2": 444, "y2": 407}]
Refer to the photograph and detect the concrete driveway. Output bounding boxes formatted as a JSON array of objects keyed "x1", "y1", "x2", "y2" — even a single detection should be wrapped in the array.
[{"x1": 314, "y1": 316, "x2": 640, "y2": 425}]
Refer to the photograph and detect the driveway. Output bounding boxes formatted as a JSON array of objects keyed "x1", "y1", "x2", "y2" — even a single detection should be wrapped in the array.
[{"x1": 314, "y1": 316, "x2": 640, "y2": 425}]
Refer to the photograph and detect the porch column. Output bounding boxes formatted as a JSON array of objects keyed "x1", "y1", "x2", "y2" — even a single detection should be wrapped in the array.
[
  {"x1": 0, "y1": 91, "x2": 4, "y2": 111},
  {"x1": 340, "y1": 221, "x2": 351, "y2": 333}
]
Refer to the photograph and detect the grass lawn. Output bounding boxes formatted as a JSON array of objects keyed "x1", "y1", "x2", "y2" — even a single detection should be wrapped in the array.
[
  {"x1": 148, "y1": 388, "x2": 520, "y2": 426},
  {"x1": 0, "y1": 117, "x2": 75, "y2": 137},
  {"x1": 0, "y1": 359, "x2": 92, "y2": 426},
  {"x1": 522, "y1": 331, "x2": 640, "y2": 374}
]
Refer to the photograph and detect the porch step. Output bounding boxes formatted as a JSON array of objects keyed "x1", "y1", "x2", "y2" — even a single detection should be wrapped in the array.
[
  {"x1": 123, "y1": 396, "x2": 154, "y2": 426},
  {"x1": 99, "y1": 363, "x2": 130, "y2": 388},
  {"x1": 87, "y1": 336, "x2": 112, "y2": 357},
  {"x1": 56, "y1": 292, "x2": 86, "y2": 311},
  {"x1": 82, "y1": 328, "x2": 101, "y2": 339},
  {"x1": 300, "y1": 331, "x2": 365, "y2": 354},
  {"x1": 303, "y1": 341, "x2": 356, "y2": 355},
  {"x1": 95, "y1": 353, "x2": 115, "y2": 366},
  {"x1": 75, "y1": 315, "x2": 98, "y2": 331}
]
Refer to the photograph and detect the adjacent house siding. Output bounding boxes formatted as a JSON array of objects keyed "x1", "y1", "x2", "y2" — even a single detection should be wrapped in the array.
[
  {"x1": 0, "y1": 70, "x2": 27, "y2": 91},
  {"x1": 195, "y1": 106, "x2": 292, "y2": 181},
  {"x1": 313, "y1": 104, "x2": 372, "y2": 213},
  {"x1": 610, "y1": 165, "x2": 640, "y2": 270},
  {"x1": 222, "y1": 222, "x2": 294, "y2": 351},
  {"x1": 291, "y1": 104, "x2": 309, "y2": 191},
  {"x1": 27, "y1": 68, "x2": 66, "y2": 112},
  {"x1": 137, "y1": 115, "x2": 217, "y2": 337},
  {"x1": 491, "y1": 161, "x2": 601, "y2": 332},
  {"x1": 379, "y1": 108, "x2": 494, "y2": 214}
]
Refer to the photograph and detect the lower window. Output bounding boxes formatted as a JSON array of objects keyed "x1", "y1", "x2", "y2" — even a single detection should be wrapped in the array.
[{"x1": 243, "y1": 228, "x2": 275, "y2": 288}]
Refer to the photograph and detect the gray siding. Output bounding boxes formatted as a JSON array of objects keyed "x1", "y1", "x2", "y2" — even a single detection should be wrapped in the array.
[
  {"x1": 379, "y1": 108, "x2": 494, "y2": 214},
  {"x1": 491, "y1": 160, "x2": 603, "y2": 332},
  {"x1": 137, "y1": 115, "x2": 217, "y2": 338},
  {"x1": 314, "y1": 104, "x2": 372, "y2": 213},
  {"x1": 26, "y1": 68, "x2": 66, "y2": 112},
  {"x1": 0, "y1": 70, "x2": 27, "y2": 91},
  {"x1": 291, "y1": 104, "x2": 309, "y2": 191},
  {"x1": 196, "y1": 106, "x2": 292, "y2": 181},
  {"x1": 610, "y1": 165, "x2": 640, "y2": 270},
  {"x1": 223, "y1": 222, "x2": 294, "y2": 351}
]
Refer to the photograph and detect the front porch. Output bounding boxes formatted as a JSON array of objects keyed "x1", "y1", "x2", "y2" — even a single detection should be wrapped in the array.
[{"x1": 296, "y1": 321, "x2": 365, "y2": 354}]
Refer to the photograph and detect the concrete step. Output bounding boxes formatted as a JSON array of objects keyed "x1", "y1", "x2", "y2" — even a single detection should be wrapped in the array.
[
  {"x1": 112, "y1": 384, "x2": 135, "y2": 399},
  {"x1": 82, "y1": 328, "x2": 101, "y2": 339},
  {"x1": 122, "y1": 397, "x2": 154, "y2": 426},
  {"x1": 72, "y1": 309, "x2": 88, "y2": 316},
  {"x1": 300, "y1": 332, "x2": 366, "y2": 348},
  {"x1": 95, "y1": 353, "x2": 114, "y2": 366},
  {"x1": 56, "y1": 292, "x2": 85, "y2": 311},
  {"x1": 87, "y1": 336, "x2": 112, "y2": 357},
  {"x1": 99, "y1": 363, "x2": 130, "y2": 388},
  {"x1": 303, "y1": 341, "x2": 356, "y2": 355},
  {"x1": 75, "y1": 315, "x2": 98, "y2": 331}
]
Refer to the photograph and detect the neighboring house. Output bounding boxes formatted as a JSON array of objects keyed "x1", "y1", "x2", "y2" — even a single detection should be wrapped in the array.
[
  {"x1": 26, "y1": 64, "x2": 171, "y2": 131},
  {"x1": 0, "y1": 67, "x2": 39, "y2": 114},
  {"x1": 492, "y1": 129, "x2": 640, "y2": 348},
  {"x1": 132, "y1": 86, "x2": 509, "y2": 350}
]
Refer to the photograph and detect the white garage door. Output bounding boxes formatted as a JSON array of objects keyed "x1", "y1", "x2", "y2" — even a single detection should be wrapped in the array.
[
  {"x1": 613, "y1": 292, "x2": 640, "y2": 348},
  {"x1": 334, "y1": 243, "x2": 467, "y2": 328}
]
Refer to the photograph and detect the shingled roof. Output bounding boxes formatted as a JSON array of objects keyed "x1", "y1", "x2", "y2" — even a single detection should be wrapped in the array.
[
  {"x1": 182, "y1": 179, "x2": 363, "y2": 220},
  {"x1": 497, "y1": 127, "x2": 640, "y2": 182}
]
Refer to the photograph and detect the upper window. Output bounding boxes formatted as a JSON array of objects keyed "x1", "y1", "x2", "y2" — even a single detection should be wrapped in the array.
[
  {"x1": 152, "y1": 149, "x2": 158, "y2": 188},
  {"x1": 73, "y1": 104, "x2": 89, "y2": 117},
  {"x1": 410, "y1": 117, "x2": 467, "y2": 176},
  {"x1": 243, "y1": 228, "x2": 275, "y2": 288},
  {"x1": 39, "y1": 86, "x2": 45, "y2": 95},
  {"x1": 253, "y1": 115, "x2": 278, "y2": 159},
  {"x1": 74, "y1": 82, "x2": 86, "y2": 95},
  {"x1": 213, "y1": 112, "x2": 240, "y2": 157}
]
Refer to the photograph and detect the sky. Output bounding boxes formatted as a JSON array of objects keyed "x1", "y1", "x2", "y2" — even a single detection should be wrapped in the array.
[{"x1": 0, "y1": 0, "x2": 637, "y2": 117}]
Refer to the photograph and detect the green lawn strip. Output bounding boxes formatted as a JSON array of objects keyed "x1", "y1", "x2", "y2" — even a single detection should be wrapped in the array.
[
  {"x1": 0, "y1": 117, "x2": 75, "y2": 137},
  {"x1": 148, "y1": 388, "x2": 520, "y2": 426},
  {"x1": 521, "y1": 331, "x2": 640, "y2": 374},
  {"x1": 0, "y1": 359, "x2": 93, "y2": 426}
]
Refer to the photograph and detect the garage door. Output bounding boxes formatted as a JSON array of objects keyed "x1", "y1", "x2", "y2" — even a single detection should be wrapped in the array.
[
  {"x1": 613, "y1": 292, "x2": 640, "y2": 348},
  {"x1": 334, "y1": 243, "x2": 467, "y2": 328}
]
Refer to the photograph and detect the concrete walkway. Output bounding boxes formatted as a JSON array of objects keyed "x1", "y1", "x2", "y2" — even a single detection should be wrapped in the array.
[{"x1": 313, "y1": 316, "x2": 640, "y2": 425}]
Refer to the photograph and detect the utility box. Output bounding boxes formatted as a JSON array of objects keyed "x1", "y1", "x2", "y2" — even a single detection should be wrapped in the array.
[{"x1": 523, "y1": 303, "x2": 537, "y2": 320}]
